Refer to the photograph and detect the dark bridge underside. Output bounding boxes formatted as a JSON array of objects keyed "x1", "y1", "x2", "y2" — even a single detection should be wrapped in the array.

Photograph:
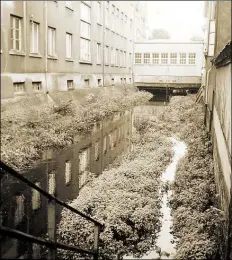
[{"x1": 136, "y1": 84, "x2": 200, "y2": 101}]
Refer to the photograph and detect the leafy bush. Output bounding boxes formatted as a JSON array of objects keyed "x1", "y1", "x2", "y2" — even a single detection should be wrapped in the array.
[{"x1": 1, "y1": 87, "x2": 152, "y2": 171}]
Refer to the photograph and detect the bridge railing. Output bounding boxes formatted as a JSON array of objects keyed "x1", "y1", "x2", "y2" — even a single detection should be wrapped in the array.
[{"x1": 0, "y1": 160, "x2": 103, "y2": 260}]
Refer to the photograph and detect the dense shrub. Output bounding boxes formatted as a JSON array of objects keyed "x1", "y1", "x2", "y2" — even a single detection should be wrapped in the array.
[{"x1": 1, "y1": 88, "x2": 152, "y2": 171}]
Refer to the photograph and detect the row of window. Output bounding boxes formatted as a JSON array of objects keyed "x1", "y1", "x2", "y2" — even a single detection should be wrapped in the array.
[
  {"x1": 134, "y1": 52, "x2": 196, "y2": 65},
  {"x1": 13, "y1": 122, "x2": 130, "y2": 225},
  {"x1": 13, "y1": 77, "x2": 132, "y2": 94},
  {"x1": 10, "y1": 13, "x2": 132, "y2": 65}
]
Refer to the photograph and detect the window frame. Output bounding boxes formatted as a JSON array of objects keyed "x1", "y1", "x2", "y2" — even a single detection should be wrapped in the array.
[
  {"x1": 188, "y1": 53, "x2": 196, "y2": 64},
  {"x1": 161, "y1": 53, "x2": 168, "y2": 64},
  {"x1": 179, "y1": 53, "x2": 187, "y2": 64},
  {"x1": 47, "y1": 26, "x2": 56, "y2": 57},
  {"x1": 152, "y1": 53, "x2": 159, "y2": 64},
  {"x1": 30, "y1": 21, "x2": 39, "y2": 54},
  {"x1": 10, "y1": 15, "x2": 22, "y2": 52},
  {"x1": 143, "y1": 53, "x2": 151, "y2": 64},
  {"x1": 66, "y1": 32, "x2": 72, "y2": 59},
  {"x1": 170, "y1": 53, "x2": 177, "y2": 64}
]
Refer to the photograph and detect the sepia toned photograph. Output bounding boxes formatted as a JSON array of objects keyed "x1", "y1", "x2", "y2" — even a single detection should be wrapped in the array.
[{"x1": 0, "y1": 1, "x2": 231, "y2": 259}]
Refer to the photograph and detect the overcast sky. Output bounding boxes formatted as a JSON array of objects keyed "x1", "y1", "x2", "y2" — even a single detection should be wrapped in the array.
[{"x1": 146, "y1": 1, "x2": 205, "y2": 40}]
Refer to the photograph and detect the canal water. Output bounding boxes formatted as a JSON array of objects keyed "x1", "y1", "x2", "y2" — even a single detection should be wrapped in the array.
[{"x1": 2, "y1": 96, "x2": 185, "y2": 259}]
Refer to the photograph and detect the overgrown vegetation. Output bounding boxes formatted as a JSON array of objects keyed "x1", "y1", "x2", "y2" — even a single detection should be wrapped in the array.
[
  {"x1": 159, "y1": 96, "x2": 224, "y2": 260},
  {"x1": 57, "y1": 110, "x2": 173, "y2": 259},
  {"x1": 1, "y1": 87, "x2": 152, "y2": 171}
]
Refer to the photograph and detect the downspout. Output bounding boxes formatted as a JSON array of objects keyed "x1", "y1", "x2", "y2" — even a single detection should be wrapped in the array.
[
  {"x1": 44, "y1": 1, "x2": 48, "y2": 93},
  {"x1": 132, "y1": 3, "x2": 136, "y2": 88},
  {"x1": 102, "y1": 1, "x2": 105, "y2": 88},
  {"x1": 23, "y1": 1, "x2": 26, "y2": 74}
]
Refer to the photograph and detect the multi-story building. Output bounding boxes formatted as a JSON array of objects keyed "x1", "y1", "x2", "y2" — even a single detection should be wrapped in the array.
[
  {"x1": 1, "y1": 1, "x2": 147, "y2": 99},
  {"x1": 201, "y1": 1, "x2": 231, "y2": 259}
]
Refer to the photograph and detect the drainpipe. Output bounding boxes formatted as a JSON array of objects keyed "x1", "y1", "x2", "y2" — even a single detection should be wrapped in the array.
[
  {"x1": 102, "y1": 1, "x2": 105, "y2": 88},
  {"x1": 23, "y1": 1, "x2": 26, "y2": 73},
  {"x1": 44, "y1": 1, "x2": 48, "y2": 93},
  {"x1": 132, "y1": 3, "x2": 136, "y2": 87}
]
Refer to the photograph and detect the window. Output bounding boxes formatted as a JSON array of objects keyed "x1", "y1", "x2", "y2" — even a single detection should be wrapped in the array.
[
  {"x1": 111, "y1": 5, "x2": 115, "y2": 31},
  {"x1": 124, "y1": 51, "x2": 126, "y2": 67},
  {"x1": 144, "y1": 53, "x2": 150, "y2": 64},
  {"x1": 67, "y1": 80, "x2": 74, "y2": 90},
  {"x1": 97, "y1": 43, "x2": 101, "y2": 64},
  {"x1": 112, "y1": 78, "x2": 114, "y2": 85},
  {"x1": 111, "y1": 47, "x2": 114, "y2": 65},
  {"x1": 80, "y1": 21, "x2": 90, "y2": 39},
  {"x1": 14, "y1": 82, "x2": 25, "y2": 93},
  {"x1": 208, "y1": 20, "x2": 215, "y2": 56},
  {"x1": 80, "y1": 2, "x2": 90, "y2": 22},
  {"x1": 32, "y1": 182, "x2": 41, "y2": 210},
  {"x1": 105, "y1": 46, "x2": 109, "y2": 64},
  {"x1": 97, "y1": 1, "x2": 101, "y2": 24},
  {"x1": 80, "y1": 3, "x2": 91, "y2": 62},
  {"x1": 120, "y1": 50, "x2": 123, "y2": 66},
  {"x1": 188, "y1": 53, "x2": 196, "y2": 64},
  {"x1": 95, "y1": 141, "x2": 100, "y2": 161},
  {"x1": 84, "y1": 79, "x2": 89, "y2": 87},
  {"x1": 30, "y1": 22, "x2": 39, "y2": 54},
  {"x1": 14, "y1": 195, "x2": 25, "y2": 226},
  {"x1": 98, "y1": 79, "x2": 102, "y2": 87},
  {"x1": 80, "y1": 38, "x2": 91, "y2": 61},
  {"x1": 65, "y1": 1, "x2": 73, "y2": 9},
  {"x1": 135, "y1": 53, "x2": 142, "y2": 64},
  {"x1": 170, "y1": 53, "x2": 177, "y2": 64},
  {"x1": 152, "y1": 53, "x2": 159, "y2": 64},
  {"x1": 121, "y1": 78, "x2": 123, "y2": 84},
  {"x1": 66, "y1": 33, "x2": 72, "y2": 59},
  {"x1": 105, "y1": 1, "x2": 109, "y2": 28},
  {"x1": 32, "y1": 82, "x2": 42, "y2": 91},
  {"x1": 115, "y1": 49, "x2": 119, "y2": 66},
  {"x1": 129, "y1": 78, "x2": 131, "y2": 83},
  {"x1": 48, "y1": 173, "x2": 56, "y2": 195},
  {"x1": 48, "y1": 27, "x2": 56, "y2": 56},
  {"x1": 65, "y1": 161, "x2": 72, "y2": 185},
  {"x1": 161, "y1": 53, "x2": 168, "y2": 64},
  {"x1": 124, "y1": 78, "x2": 126, "y2": 84},
  {"x1": 10, "y1": 15, "x2": 22, "y2": 51},
  {"x1": 180, "y1": 53, "x2": 186, "y2": 64},
  {"x1": 129, "y1": 53, "x2": 132, "y2": 67}
]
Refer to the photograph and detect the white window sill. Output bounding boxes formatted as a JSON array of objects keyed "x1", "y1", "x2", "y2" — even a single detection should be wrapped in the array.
[
  {"x1": 29, "y1": 53, "x2": 42, "y2": 58},
  {"x1": 9, "y1": 50, "x2": 25, "y2": 56},
  {"x1": 65, "y1": 58, "x2": 74, "y2": 62},
  {"x1": 79, "y1": 60, "x2": 92, "y2": 65},
  {"x1": 47, "y1": 55, "x2": 58, "y2": 60}
]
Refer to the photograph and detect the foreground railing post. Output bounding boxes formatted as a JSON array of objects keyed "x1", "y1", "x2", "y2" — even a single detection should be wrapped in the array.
[{"x1": 93, "y1": 225, "x2": 100, "y2": 260}]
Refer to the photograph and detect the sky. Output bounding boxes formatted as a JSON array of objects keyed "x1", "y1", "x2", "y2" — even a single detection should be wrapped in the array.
[{"x1": 146, "y1": 1, "x2": 205, "y2": 41}]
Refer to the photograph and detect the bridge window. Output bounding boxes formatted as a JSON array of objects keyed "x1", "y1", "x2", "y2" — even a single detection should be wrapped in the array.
[
  {"x1": 143, "y1": 53, "x2": 150, "y2": 64},
  {"x1": 188, "y1": 53, "x2": 196, "y2": 64},
  {"x1": 170, "y1": 53, "x2": 177, "y2": 64},
  {"x1": 180, "y1": 53, "x2": 187, "y2": 64},
  {"x1": 103, "y1": 136, "x2": 107, "y2": 154},
  {"x1": 152, "y1": 53, "x2": 159, "y2": 64},
  {"x1": 79, "y1": 148, "x2": 89, "y2": 173},
  {"x1": 135, "y1": 53, "x2": 142, "y2": 64},
  {"x1": 161, "y1": 53, "x2": 168, "y2": 64}
]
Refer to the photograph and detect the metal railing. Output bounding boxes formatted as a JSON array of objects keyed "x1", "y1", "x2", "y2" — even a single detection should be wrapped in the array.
[{"x1": 0, "y1": 160, "x2": 103, "y2": 260}]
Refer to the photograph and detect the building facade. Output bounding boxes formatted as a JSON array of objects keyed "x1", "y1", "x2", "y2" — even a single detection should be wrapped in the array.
[
  {"x1": 1, "y1": 1, "x2": 147, "y2": 100},
  {"x1": 202, "y1": 1, "x2": 231, "y2": 259},
  {"x1": 134, "y1": 40, "x2": 203, "y2": 89}
]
